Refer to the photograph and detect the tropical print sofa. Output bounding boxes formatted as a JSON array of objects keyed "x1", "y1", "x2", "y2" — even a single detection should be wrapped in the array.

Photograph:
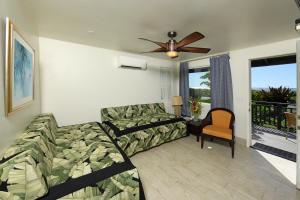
[
  {"x1": 101, "y1": 103, "x2": 187, "y2": 157},
  {"x1": 0, "y1": 114, "x2": 145, "y2": 200}
]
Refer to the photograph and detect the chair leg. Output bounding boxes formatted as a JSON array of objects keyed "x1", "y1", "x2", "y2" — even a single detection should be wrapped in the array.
[
  {"x1": 231, "y1": 140, "x2": 235, "y2": 158},
  {"x1": 201, "y1": 134, "x2": 204, "y2": 149}
]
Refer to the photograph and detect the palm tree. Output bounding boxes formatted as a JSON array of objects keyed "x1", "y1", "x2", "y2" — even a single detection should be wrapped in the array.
[
  {"x1": 259, "y1": 86, "x2": 296, "y2": 104},
  {"x1": 200, "y1": 71, "x2": 210, "y2": 88}
]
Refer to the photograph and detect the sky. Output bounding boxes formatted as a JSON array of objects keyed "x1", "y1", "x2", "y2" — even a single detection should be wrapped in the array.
[
  {"x1": 251, "y1": 64, "x2": 296, "y2": 89},
  {"x1": 189, "y1": 63, "x2": 296, "y2": 89},
  {"x1": 189, "y1": 71, "x2": 210, "y2": 89}
]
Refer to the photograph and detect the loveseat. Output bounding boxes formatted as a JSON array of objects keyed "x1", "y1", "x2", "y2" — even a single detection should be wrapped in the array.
[
  {"x1": 101, "y1": 103, "x2": 187, "y2": 157},
  {"x1": 0, "y1": 114, "x2": 145, "y2": 200}
]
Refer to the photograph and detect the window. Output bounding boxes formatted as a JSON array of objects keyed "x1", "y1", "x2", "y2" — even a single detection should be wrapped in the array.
[{"x1": 189, "y1": 67, "x2": 211, "y2": 103}]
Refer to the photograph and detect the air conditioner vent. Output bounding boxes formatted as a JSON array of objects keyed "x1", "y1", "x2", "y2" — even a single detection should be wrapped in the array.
[
  {"x1": 120, "y1": 65, "x2": 143, "y2": 70},
  {"x1": 117, "y1": 56, "x2": 147, "y2": 70}
]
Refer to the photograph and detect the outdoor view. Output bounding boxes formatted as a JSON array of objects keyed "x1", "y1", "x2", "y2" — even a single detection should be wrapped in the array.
[
  {"x1": 252, "y1": 63, "x2": 296, "y2": 102},
  {"x1": 251, "y1": 62, "x2": 297, "y2": 159},
  {"x1": 252, "y1": 63, "x2": 296, "y2": 130},
  {"x1": 189, "y1": 68, "x2": 211, "y2": 103}
]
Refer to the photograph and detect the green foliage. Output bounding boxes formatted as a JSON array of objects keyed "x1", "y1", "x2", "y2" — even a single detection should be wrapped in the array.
[
  {"x1": 200, "y1": 99, "x2": 212, "y2": 103},
  {"x1": 252, "y1": 86, "x2": 296, "y2": 103},
  {"x1": 189, "y1": 88, "x2": 211, "y2": 103},
  {"x1": 189, "y1": 70, "x2": 211, "y2": 103},
  {"x1": 200, "y1": 71, "x2": 210, "y2": 88},
  {"x1": 251, "y1": 90, "x2": 262, "y2": 101}
]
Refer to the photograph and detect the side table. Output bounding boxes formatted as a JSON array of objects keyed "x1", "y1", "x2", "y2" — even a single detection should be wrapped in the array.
[{"x1": 186, "y1": 120, "x2": 203, "y2": 142}]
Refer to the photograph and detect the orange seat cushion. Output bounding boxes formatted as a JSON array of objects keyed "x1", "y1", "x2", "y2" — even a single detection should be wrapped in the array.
[{"x1": 203, "y1": 125, "x2": 232, "y2": 140}]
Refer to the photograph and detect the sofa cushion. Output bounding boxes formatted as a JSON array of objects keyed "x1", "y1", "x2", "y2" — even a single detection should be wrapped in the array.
[
  {"x1": 57, "y1": 168, "x2": 140, "y2": 200},
  {"x1": 28, "y1": 113, "x2": 58, "y2": 143},
  {"x1": 0, "y1": 114, "x2": 145, "y2": 200},
  {"x1": 101, "y1": 103, "x2": 166, "y2": 121},
  {"x1": 0, "y1": 136, "x2": 52, "y2": 199},
  {"x1": 137, "y1": 103, "x2": 166, "y2": 116},
  {"x1": 0, "y1": 114, "x2": 57, "y2": 199},
  {"x1": 0, "y1": 154, "x2": 49, "y2": 200},
  {"x1": 108, "y1": 113, "x2": 177, "y2": 131},
  {"x1": 104, "y1": 120, "x2": 187, "y2": 156},
  {"x1": 101, "y1": 109, "x2": 187, "y2": 157},
  {"x1": 48, "y1": 122, "x2": 125, "y2": 187}
]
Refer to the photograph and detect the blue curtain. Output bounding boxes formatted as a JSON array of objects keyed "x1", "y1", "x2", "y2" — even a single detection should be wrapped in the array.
[
  {"x1": 210, "y1": 54, "x2": 233, "y2": 110},
  {"x1": 179, "y1": 62, "x2": 191, "y2": 116}
]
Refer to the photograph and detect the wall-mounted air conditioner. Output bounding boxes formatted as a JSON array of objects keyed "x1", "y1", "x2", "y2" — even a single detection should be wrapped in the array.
[{"x1": 117, "y1": 55, "x2": 147, "y2": 70}]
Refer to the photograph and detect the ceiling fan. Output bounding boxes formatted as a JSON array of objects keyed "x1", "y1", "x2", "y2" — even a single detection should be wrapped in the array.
[{"x1": 139, "y1": 31, "x2": 211, "y2": 59}]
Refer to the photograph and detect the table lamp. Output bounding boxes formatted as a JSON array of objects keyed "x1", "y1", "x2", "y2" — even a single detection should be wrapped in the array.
[{"x1": 172, "y1": 96, "x2": 183, "y2": 117}]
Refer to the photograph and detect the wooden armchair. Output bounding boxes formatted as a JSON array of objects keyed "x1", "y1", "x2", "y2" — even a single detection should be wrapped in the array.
[{"x1": 201, "y1": 108, "x2": 235, "y2": 158}]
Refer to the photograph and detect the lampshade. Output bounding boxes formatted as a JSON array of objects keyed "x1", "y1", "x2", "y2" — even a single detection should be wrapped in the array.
[
  {"x1": 166, "y1": 51, "x2": 178, "y2": 58},
  {"x1": 172, "y1": 96, "x2": 183, "y2": 106}
]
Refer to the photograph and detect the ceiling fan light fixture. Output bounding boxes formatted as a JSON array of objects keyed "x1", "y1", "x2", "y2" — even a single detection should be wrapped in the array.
[
  {"x1": 166, "y1": 51, "x2": 178, "y2": 58},
  {"x1": 139, "y1": 31, "x2": 210, "y2": 57}
]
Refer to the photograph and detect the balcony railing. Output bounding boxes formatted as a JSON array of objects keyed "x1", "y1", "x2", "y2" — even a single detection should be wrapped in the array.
[{"x1": 252, "y1": 101, "x2": 296, "y2": 132}]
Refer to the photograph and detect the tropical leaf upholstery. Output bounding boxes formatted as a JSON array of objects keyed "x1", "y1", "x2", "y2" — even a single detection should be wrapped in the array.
[
  {"x1": 50, "y1": 123, "x2": 126, "y2": 187},
  {"x1": 108, "y1": 113, "x2": 176, "y2": 131},
  {"x1": 0, "y1": 114, "x2": 144, "y2": 200},
  {"x1": 101, "y1": 103, "x2": 166, "y2": 121},
  {"x1": 101, "y1": 103, "x2": 187, "y2": 157}
]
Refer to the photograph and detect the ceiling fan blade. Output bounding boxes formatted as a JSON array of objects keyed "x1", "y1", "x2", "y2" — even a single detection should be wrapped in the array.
[
  {"x1": 178, "y1": 47, "x2": 211, "y2": 53},
  {"x1": 176, "y1": 32, "x2": 205, "y2": 48},
  {"x1": 141, "y1": 47, "x2": 167, "y2": 53},
  {"x1": 138, "y1": 38, "x2": 168, "y2": 49}
]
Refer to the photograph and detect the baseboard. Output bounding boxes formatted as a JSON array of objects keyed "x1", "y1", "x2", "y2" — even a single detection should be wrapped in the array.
[{"x1": 235, "y1": 136, "x2": 247, "y2": 146}]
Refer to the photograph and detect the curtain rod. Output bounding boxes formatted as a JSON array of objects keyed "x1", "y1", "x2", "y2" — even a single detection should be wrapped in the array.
[{"x1": 180, "y1": 51, "x2": 230, "y2": 63}]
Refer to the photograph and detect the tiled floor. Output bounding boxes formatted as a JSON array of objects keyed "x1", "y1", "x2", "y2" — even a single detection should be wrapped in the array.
[
  {"x1": 252, "y1": 125, "x2": 297, "y2": 154},
  {"x1": 131, "y1": 136, "x2": 300, "y2": 200}
]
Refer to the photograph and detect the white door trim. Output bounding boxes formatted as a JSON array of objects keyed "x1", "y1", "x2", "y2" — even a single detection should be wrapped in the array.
[
  {"x1": 296, "y1": 40, "x2": 300, "y2": 189},
  {"x1": 247, "y1": 59, "x2": 252, "y2": 147}
]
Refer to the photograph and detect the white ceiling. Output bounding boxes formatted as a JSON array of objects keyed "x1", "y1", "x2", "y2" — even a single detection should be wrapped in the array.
[{"x1": 27, "y1": 0, "x2": 300, "y2": 60}]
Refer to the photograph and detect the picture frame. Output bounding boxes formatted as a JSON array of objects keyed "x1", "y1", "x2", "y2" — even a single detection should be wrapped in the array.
[{"x1": 5, "y1": 18, "x2": 35, "y2": 116}]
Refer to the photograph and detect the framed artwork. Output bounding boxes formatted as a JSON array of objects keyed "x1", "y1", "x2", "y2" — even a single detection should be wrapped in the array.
[{"x1": 5, "y1": 18, "x2": 35, "y2": 116}]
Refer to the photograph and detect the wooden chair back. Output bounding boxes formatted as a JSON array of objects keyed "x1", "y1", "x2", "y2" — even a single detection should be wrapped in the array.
[{"x1": 284, "y1": 112, "x2": 296, "y2": 128}]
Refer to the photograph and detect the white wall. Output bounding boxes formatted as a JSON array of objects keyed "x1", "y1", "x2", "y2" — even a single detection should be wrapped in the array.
[
  {"x1": 39, "y1": 37, "x2": 176, "y2": 126},
  {"x1": 189, "y1": 58, "x2": 210, "y2": 69},
  {"x1": 230, "y1": 38, "x2": 299, "y2": 143},
  {"x1": 0, "y1": 0, "x2": 41, "y2": 151}
]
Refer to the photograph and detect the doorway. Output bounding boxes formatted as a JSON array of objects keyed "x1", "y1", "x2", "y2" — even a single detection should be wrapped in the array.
[{"x1": 250, "y1": 55, "x2": 297, "y2": 162}]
